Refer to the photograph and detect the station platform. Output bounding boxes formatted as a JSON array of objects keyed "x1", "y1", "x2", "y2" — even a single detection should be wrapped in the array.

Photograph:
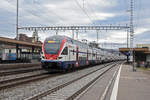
[{"x1": 117, "y1": 64, "x2": 150, "y2": 100}]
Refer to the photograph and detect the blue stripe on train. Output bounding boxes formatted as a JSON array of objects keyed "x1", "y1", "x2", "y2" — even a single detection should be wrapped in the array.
[{"x1": 41, "y1": 60, "x2": 97, "y2": 70}]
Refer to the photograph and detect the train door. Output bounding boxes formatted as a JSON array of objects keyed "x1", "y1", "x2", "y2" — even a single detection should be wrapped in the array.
[
  {"x1": 68, "y1": 46, "x2": 73, "y2": 61},
  {"x1": 86, "y1": 49, "x2": 88, "y2": 65},
  {"x1": 76, "y1": 46, "x2": 79, "y2": 67},
  {"x1": 68, "y1": 46, "x2": 71, "y2": 61},
  {"x1": 61, "y1": 47, "x2": 68, "y2": 61}
]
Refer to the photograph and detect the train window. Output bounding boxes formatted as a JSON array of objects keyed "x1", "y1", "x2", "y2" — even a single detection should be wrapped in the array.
[
  {"x1": 61, "y1": 47, "x2": 68, "y2": 55},
  {"x1": 45, "y1": 40, "x2": 62, "y2": 54},
  {"x1": 93, "y1": 53, "x2": 95, "y2": 57}
]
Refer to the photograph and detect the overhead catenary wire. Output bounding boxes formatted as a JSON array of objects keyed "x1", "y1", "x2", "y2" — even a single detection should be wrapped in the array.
[
  {"x1": 2, "y1": 0, "x2": 131, "y2": 48},
  {"x1": 86, "y1": 0, "x2": 100, "y2": 23},
  {"x1": 135, "y1": 0, "x2": 141, "y2": 30},
  {"x1": 74, "y1": 0, "x2": 95, "y2": 25},
  {"x1": 18, "y1": 0, "x2": 65, "y2": 27},
  {"x1": 33, "y1": 0, "x2": 65, "y2": 23}
]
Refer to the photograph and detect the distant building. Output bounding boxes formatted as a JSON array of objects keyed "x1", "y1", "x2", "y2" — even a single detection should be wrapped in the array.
[
  {"x1": 136, "y1": 44, "x2": 150, "y2": 50},
  {"x1": 0, "y1": 33, "x2": 42, "y2": 63},
  {"x1": 32, "y1": 30, "x2": 39, "y2": 43},
  {"x1": 19, "y1": 34, "x2": 33, "y2": 42},
  {"x1": 18, "y1": 31, "x2": 41, "y2": 44}
]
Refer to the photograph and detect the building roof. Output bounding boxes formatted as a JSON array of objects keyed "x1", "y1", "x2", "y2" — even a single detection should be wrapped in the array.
[
  {"x1": 119, "y1": 48, "x2": 150, "y2": 56},
  {"x1": 0, "y1": 37, "x2": 42, "y2": 48},
  {"x1": 119, "y1": 48, "x2": 149, "y2": 52}
]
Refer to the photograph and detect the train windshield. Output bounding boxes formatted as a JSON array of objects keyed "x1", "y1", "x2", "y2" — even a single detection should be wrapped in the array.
[{"x1": 45, "y1": 40, "x2": 62, "y2": 54}]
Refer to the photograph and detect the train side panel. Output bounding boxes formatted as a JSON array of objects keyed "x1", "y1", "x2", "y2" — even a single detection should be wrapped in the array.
[{"x1": 41, "y1": 35, "x2": 126, "y2": 71}]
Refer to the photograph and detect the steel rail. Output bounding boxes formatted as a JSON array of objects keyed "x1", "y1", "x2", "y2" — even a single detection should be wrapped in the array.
[
  {"x1": 26, "y1": 62, "x2": 118, "y2": 100},
  {"x1": 66, "y1": 63, "x2": 120, "y2": 100},
  {"x1": 0, "y1": 62, "x2": 113, "y2": 91},
  {"x1": 0, "y1": 72, "x2": 61, "y2": 90},
  {"x1": 0, "y1": 67, "x2": 42, "y2": 76}
]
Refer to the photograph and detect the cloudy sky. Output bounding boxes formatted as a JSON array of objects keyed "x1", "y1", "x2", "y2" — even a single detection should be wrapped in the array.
[{"x1": 0, "y1": 0, "x2": 149, "y2": 48}]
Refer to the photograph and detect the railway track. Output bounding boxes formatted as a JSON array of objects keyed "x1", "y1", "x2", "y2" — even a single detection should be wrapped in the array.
[
  {"x1": 0, "y1": 63, "x2": 41, "y2": 70},
  {"x1": 0, "y1": 62, "x2": 113, "y2": 76},
  {"x1": 25, "y1": 62, "x2": 120, "y2": 100},
  {"x1": 0, "y1": 72, "x2": 61, "y2": 90},
  {"x1": 99, "y1": 63, "x2": 121, "y2": 100},
  {"x1": 0, "y1": 63, "x2": 112, "y2": 91},
  {"x1": 0, "y1": 66, "x2": 43, "y2": 76}
]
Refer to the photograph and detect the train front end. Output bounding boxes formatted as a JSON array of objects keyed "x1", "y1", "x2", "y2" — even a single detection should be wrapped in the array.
[{"x1": 41, "y1": 36, "x2": 67, "y2": 71}]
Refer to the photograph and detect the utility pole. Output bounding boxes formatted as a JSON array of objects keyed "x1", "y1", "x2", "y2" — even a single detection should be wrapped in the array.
[
  {"x1": 72, "y1": 30, "x2": 74, "y2": 39},
  {"x1": 127, "y1": 29, "x2": 129, "y2": 48},
  {"x1": 96, "y1": 30, "x2": 99, "y2": 44},
  {"x1": 16, "y1": 0, "x2": 19, "y2": 60},
  {"x1": 127, "y1": 28, "x2": 129, "y2": 63},
  {"x1": 56, "y1": 30, "x2": 58, "y2": 35},
  {"x1": 130, "y1": 0, "x2": 136, "y2": 71},
  {"x1": 16, "y1": 0, "x2": 19, "y2": 40},
  {"x1": 76, "y1": 30, "x2": 79, "y2": 40}
]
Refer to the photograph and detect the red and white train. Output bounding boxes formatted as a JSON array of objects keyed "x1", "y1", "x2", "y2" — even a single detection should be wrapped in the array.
[{"x1": 41, "y1": 35, "x2": 125, "y2": 71}]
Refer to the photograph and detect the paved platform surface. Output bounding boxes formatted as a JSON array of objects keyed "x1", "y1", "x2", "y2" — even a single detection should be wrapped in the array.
[
  {"x1": 78, "y1": 63, "x2": 119, "y2": 100},
  {"x1": 117, "y1": 64, "x2": 150, "y2": 100}
]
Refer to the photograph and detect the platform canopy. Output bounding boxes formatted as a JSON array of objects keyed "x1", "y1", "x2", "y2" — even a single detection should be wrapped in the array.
[
  {"x1": 0, "y1": 37, "x2": 42, "y2": 48},
  {"x1": 119, "y1": 48, "x2": 149, "y2": 54},
  {"x1": 119, "y1": 48, "x2": 150, "y2": 61}
]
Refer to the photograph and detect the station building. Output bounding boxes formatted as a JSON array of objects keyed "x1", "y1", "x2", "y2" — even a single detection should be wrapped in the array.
[
  {"x1": 0, "y1": 33, "x2": 42, "y2": 63},
  {"x1": 136, "y1": 44, "x2": 150, "y2": 62},
  {"x1": 119, "y1": 44, "x2": 150, "y2": 64}
]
